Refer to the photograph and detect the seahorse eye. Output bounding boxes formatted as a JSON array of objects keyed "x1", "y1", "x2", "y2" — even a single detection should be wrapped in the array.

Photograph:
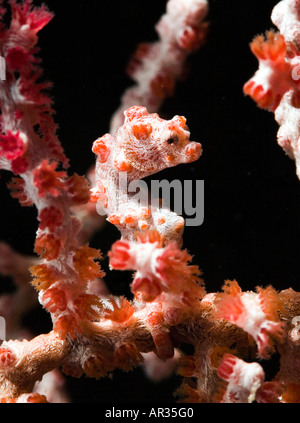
[{"x1": 166, "y1": 135, "x2": 178, "y2": 145}]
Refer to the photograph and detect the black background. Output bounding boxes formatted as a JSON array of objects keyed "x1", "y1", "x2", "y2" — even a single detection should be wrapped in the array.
[{"x1": 0, "y1": 0, "x2": 299, "y2": 403}]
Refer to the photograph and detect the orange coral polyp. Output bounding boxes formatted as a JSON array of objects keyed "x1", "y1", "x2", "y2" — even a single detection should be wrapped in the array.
[
  {"x1": 215, "y1": 284, "x2": 285, "y2": 358},
  {"x1": 83, "y1": 353, "x2": 114, "y2": 378},
  {"x1": 66, "y1": 174, "x2": 91, "y2": 205},
  {"x1": 136, "y1": 229, "x2": 163, "y2": 246},
  {"x1": 7, "y1": 177, "x2": 33, "y2": 206},
  {"x1": 30, "y1": 263, "x2": 58, "y2": 291},
  {"x1": 34, "y1": 233, "x2": 61, "y2": 260},
  {"x1": 244, "y1": 29, "x2": 294, "y2": 112},
  {"x1": 103, "y1": 296, "x2": 134, "y2": 323},
  {"x1": 250, "y1": 31, "x2": 286, "y2": 62},
  {"x1": 73, "y1": 294, "x2": 102, "y2": 320},
  {"x1": 243, "y1": 82, "x2": 277, "y2": 110},
  {"x1": 256, "y1": 285, "x2": 285, "y2": 321},
  {"x1": 131, "y1": 276, "x2": 162, "y2": 302},
  {"x1": 42, "y1": 288, "x2": 67, "y2": 313},
  {"x1": 216, "y1": 297, "x2": 244, "y2": 322},
  {"x1": 92, "y1": 136, "x2": 111, "y2": 163},
  {"x1": 73, "y1": 245, "x2": 104, "y2": 282},
  {"x1": 33, "y1": 160, "x2": 67, "y2": 198},
  {"x1": 222, "y1": 280, "x2": 242, "y2": 296},
  {"x1": 54, "y1": 314, "x2": 78, "y2": 339},
  {"x1": 114, "y1": 342, "x2": 143, "y2": 371},
  {"x1": 155, "y1": 243, "x2": 202, "y2": 289}
]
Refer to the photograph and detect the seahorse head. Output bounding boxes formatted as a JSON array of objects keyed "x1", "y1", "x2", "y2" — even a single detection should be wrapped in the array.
[{"x1": 118, "y1": 106, "x2": 202, "y2": 174}]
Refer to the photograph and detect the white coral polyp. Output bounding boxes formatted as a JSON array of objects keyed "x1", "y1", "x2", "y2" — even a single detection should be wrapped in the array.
[
  {"x1": 221, "y1": 359, "x2": 265, "y2": 403},
  {"x1": 234, "y1": 292, "x2": 281, "y2": 355},
  {"x1": 275, "y1": 90, "x2": 300, "y2": 178},
  {"x1": 129, "y1": 242, "x2": 164, "y2": 279}
]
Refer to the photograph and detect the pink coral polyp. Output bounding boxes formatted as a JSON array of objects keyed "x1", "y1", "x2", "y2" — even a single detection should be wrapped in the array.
[
  {"x1": 108, "y1": 240, "x2": 131, "y2": 270},
  {"x1": 0, "y1": 131, "x2": 26, "y2": 161},
  {"x1": 217, "y1": 354, "x2": 265, "y2": 403},
  {"x1": 33, "y1": 160, "x2": 67, "y2": 198},
  {"x1": 216, "y1": 282, "x2": 284, "y2": 358},
  {"x1": 10, "y1": 0, "x2": 53, "y2": 39},
  {"x1": 0, "y1": 348, "x2": 16, "y2": 368},
  {"x1": 38, "y1": 206, "x2": 63, "y2": 231}
]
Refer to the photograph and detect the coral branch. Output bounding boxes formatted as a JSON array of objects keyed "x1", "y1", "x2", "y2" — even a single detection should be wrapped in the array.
[
  {"x1": 0, "y1": 0, "x2": 299, "y2": 405},
  {"x1": 110, "y1": 0, "x2": 208, "y2": 133},
  {"x1": 0, "y1": 0, "x2": 105, "y2": 344},
  {"x1": 0, "y1": 331, "x2": 69, "y2": 401},
  {"x1": 244, "y1": 0, "x2": 300, "y2": 178}
]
